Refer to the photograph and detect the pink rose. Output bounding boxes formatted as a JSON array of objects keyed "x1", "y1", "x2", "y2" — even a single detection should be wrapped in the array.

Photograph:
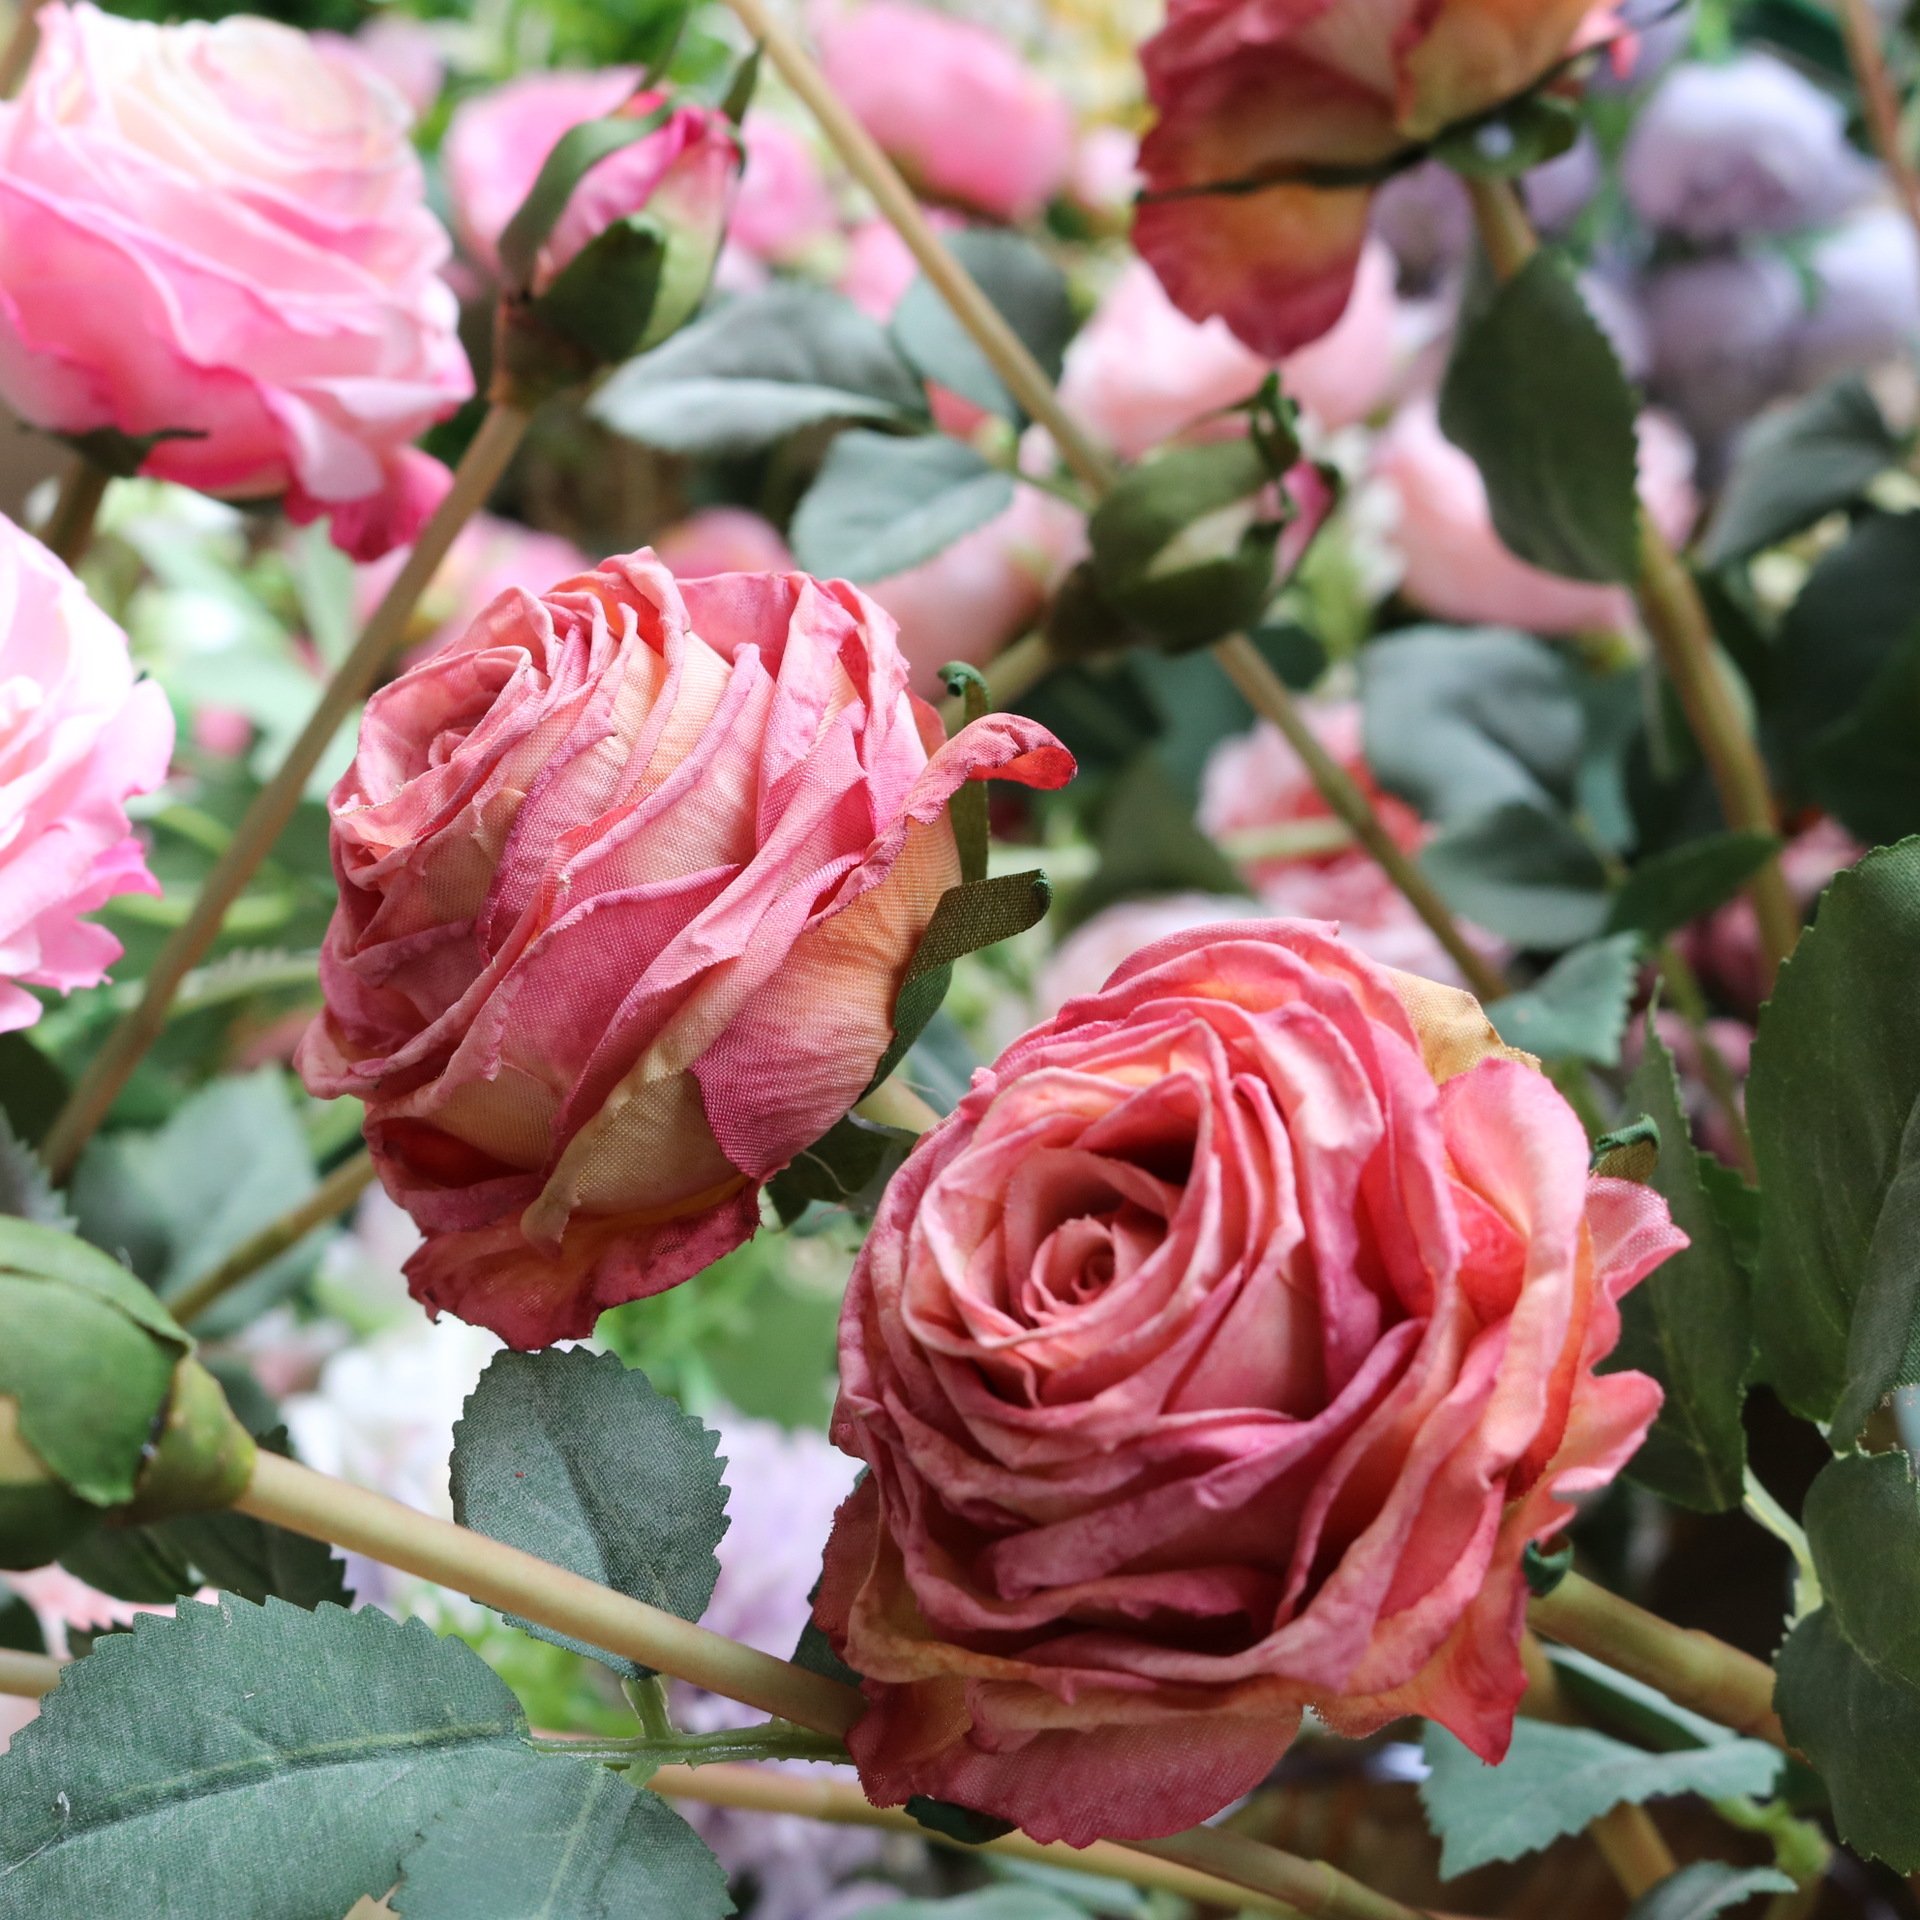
[
  {"x1": 817, "y1": 920, "x2": 1680, "y2": 1843},
  {"x1": 1373, "y1": 398, "x2": 1698, "y2": 633},
  {"x1": 329, "y1": 15, "x2": 445, "y2": 120},
  {"x1": 1280, "y1": 238, "x2": 1400, "y2": 431},
  {"x1": 817, "y1": 3, "x2": 1074, "y2": 223},
  {"x1": 838, "y1": 218, "x2": 925, "y2": 322},
  {"x1": 0, "y1": 5, "x2": 472, "y2": 560},
  {"x1": 443, "y1": 68, "x2": 639, "y2": 276},
  {"x1": 652, "y1": 507, "x2": 795, "y2": 580},
  {"x1": 731, "y1": 115, "x2": 838, "y2": 264},
  {"x1": 1034, "y1": 892, "x2": 1264, "y2": 1020},
  {"x1": 0, "y1": 512, "x2": 172, "y2": 1034},
  {"x1": 1199, "y1": 706, "x2": 1503, "y2": 987},
  {"x1": 297, "y1": 550, "x2": 1074, "y2": 1348},
  {"x1": 865, "y1": 486, "x2": 1087, "y2": 700}
]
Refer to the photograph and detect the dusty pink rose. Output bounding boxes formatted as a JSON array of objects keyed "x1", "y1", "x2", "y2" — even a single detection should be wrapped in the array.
[
  {"x1": 1199, "y1": 705, "x2": 1503, "y2": 987},
  {"x1": 653, "y1": 507, "x2": 795, "y2": 580},
  {"x1": 1034, "y1": 893, "x2": 1264, "y2": 1019},
  {"x1": 443, "y1": 67, "x2": 639, "y2": 275},
  {"x1": 1374, "y1": 399, "x2": 1698, "y2": 633},
  {"x1": 865, "y1": 486, "x2": 1086, "y2": 700},
  {"x1": 0, "y1": 5, "x2": 471, "y2": 561},
  {"x1": 818, "y1": 3, "x2": 1073, "y2": 223},
  {"x1": 818, "y1": 920, "x2": 1679, "y2": 1843},
  {"x1": 0, "y1": 513, "x2": 172, "y2": 1033},
  {"x1": 297, "y1": 550, "x2": 1074, "y2": 1348},
  {"x1": 732, "y1": 115, "x2": 838, "y2": 264}
]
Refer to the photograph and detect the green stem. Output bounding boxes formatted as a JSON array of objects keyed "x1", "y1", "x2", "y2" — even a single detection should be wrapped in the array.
[
  {"x1": 41, "y1": 454, "x2": 109, "y2": 570},
  {"x1": 1657, "y1": 943, "x2": 1756, "y2": 1183},
  {"x1": 537, "y1": 1717, "x2": 851, "y2": 1771},
  {"x1": 1741, "y1": 1468, "x2": 1822, "y2": 1622}
]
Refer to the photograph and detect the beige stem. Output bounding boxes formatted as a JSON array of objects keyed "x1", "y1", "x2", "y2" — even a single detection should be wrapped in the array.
[
  {"x1": 0, "y1": 1649, "x2": 61, "y2": 1697},
  {"x1": 165, "y1": 1151, "x2": 377, "y2": 1327},
  {"x1": 0, "y1": 0, "x2": 44, "y2": 95},
  {"x1": 41, "y1": 455, "x2": 110, "y2": 570},
  {"x1": 1589, "y1": 1802, "x2": 1679, "y2": 1897},
  {"x1": 1838, "y1": 0, "x2": 1920, "y2": 247},
  {"x1": 1134, "y1": 1826, "x2": 1441, "y2": 1920},
  {"x1": 42, "y1": 402, "x2": 532, "y2": 1180},
  {"x1": 853, "y1": 1079, "x2": 942, "y2": 1134}
]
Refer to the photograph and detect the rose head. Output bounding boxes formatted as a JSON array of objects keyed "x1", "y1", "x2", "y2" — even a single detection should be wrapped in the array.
[
  {"x1": 1134, "y1": 0, "x2": 1599, "y2": 357},
  {"x1": 296, "y1": 551, "x2": 1073, "y2": 1350},
  {"x1": 817, "y1": 921, "x2": 1680, "y2": 1844},
  {"x1": 0, "y1": 514, "x2": 172, "y2": 1035},
  {"x1": 0, "y1": 4, "x2": 471, "y2": 561}
]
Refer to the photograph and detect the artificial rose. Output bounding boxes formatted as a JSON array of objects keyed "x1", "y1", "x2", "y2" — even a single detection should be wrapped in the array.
[
  {"x1": 1372, "y1": 398, "x2": 1698, "y2": 633},
  {"x1": 297, "y1": 550, "x2": 1074, "y2": 1348},
  {"x1": 817, "y1": 920, "x2": 1680, "y2": 1843},
  {"x1": 818, "y1": 3, "x2": 1073, "y2": 223},
  {"x1": 731, "y1": 115, "x2": 838, "y2": 265},
  {"x1": 1134, "y1": 0, "x2": 1599, "y2": 356},
  {"x1": 1033, "y1": 892, "x2": 1264, "y2": 1021},
  {"x1": 0, "y1": 512, "x2": 173, "y2": 1033},
  {"x1": 0, "y1": 4, "x2": 471, "y2": 561}
]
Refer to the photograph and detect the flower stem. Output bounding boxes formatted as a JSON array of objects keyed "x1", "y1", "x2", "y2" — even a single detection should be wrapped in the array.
[
  {"x1": 535, "y1": 1716, "x2": 850, "y2": 1769},
  {"x1": 1656, "y1": 942, "x2": 1756, "y2": 1182},
  {"x1": 41, "y1": 454, "x2": 109, "y2": 570},
  {"x1": 1463, "y1": 176, "x2": 1797, "y2": 985},
  {"x1": 1587, "y1": 1803, "x2": 1678, "y2": 1897},
  {"x1": 162, "y1": 1150, "x2": 377, "y2": 1328},
  {"x1": 1837, "y1": 0, "x2": 1920, "y2": 249},
  {"x1": 0, "y1": 0, "x2": 44, "y2": 96},
  {"x1": 0, "y1": 1649, "x2": 60, "y2": 1697},
  {"x1": 1528, "y1": 1568, "x2": 1785, "y2": 1747},
  {"x1": 41, "y1": 401, "x2": 532, "y2": 1181}
]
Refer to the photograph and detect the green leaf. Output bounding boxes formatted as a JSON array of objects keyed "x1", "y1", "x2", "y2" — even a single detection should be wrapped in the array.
[
  {"x1": 394, "y1": 1755, "x2": 729, "y2": 1920},
  {"x1": 0, "y1": 1110, "x2": 71, "y2": 1229},
  {"x1": 1701, "y1": 376, "x2": 1902, "y2": 566},
  {"x1": 450, "y1": 1349, "x2": 728, "y2": 1678},
  {"x1": 1775, "y1": 1605, "x2": 1920, "y2": 1869},
  {"x1": 1804, "y1": 1452, "x2": 1920, "y2": 1688},
  {"x1": 864, "y1": 869, "x2": 1054, "y2": 1090},
  {"x1": 497, "y1": 107, "x2": 670, "y2": 288},
  {"x1": 1606, "y1": 832, "x2": 1782, "y2": 943},
  {"x1": 1623, "y1": 1863, "x2": 1794, "y2": 1920},
  {"x1": 1487, "y1": 932, "x2": 1641, "y2": 1065},
  {"x1": 791, "y1": 431, "x2": 1014, "y2": 582},
  {"x1": 1419, "y1": 801, "x2": 1610, "y2": 949},
  {"x1": 0, "y1": 1031, "x2": 67, "y2": 1150},
  {"x1": 1361, "y1": 627, "x2": 1593, "y2": 827},
  {"x1": 1438, "y1": 251, "x2": 1640, "y2": 585},
  {"x1": 1070, "y1": 753, "x2": 1248, "y2": 930},
  {"x1": 0, "y1": 1591, "x2": 43, "y2": 1654},
  {"x1": 766, "y1": 1113, "x2": 915, "y2": 1225},
  {"x1": 1601, "y1": 1017, "x2": 1752, "y2": 1511},
  {"x1": 530, "y1": 215, "x2": 666, "y2": 365},
  {"x1": 1748, "y1": 841, "x2": 1920, "y2": 1422},
  {"x1": 1418, "y1": 1718, "x2": 1783, "y2": 1878},
  {"x1": 891, "y1": 229, "x2": 1075, "y2": 421},
  {"x1": 905, "y1": 1795, "x2": 1020, "y2": 1844},
  {"x1": 1803, "y1": 625, "x2": 1920, "y2": 848},
  {"x1": 0, "y1": 1598, "x2": 540, "y2": 1917},
  {"x1": 1544, "y1": 1644, "x2": 1746, "y2": 1754},
  {"x1": 590, "y1": 284, "x2": 924, "y2": 454},
  {"x1": 1829, "y1": 1096, "x2": 1920, "y2": 1446}
]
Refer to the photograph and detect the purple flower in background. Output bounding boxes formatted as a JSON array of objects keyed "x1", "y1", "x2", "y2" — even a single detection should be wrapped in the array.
[
  {"x1": 1371, "y1": 160, "x2": 1473, "y2": 291},
  {"x1": 1641, "y1": 249, "x2": 1804, "y2": 445},
  {"x1": 1791, "y1": 206, "x2": 1920, "y2": 387},
  {"x1": 1523, "y1": 130, "x2": 1601, "y2": 233},
  {"x1": 1622, "y1": 53, "x2": 1875, "y2": 240}
]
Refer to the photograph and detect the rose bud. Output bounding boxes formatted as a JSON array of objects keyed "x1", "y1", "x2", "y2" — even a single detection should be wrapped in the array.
[
  {"x1": 296, "y1": 551, "x2": 1075, "y2": 1349},
  {"x1": 1134, "y1": 0, "x2": 1598, "y2": 357},
  {"x1": 1621, "y1": 52, "x2": 1874, "y2": 242},
  {"x1": 0, "y1": 4, "x2": 472, "y2": 561},
  {"x1": 816, "y1": 920, "x2": 1682, "y2": 1844},
  {"x1": 818, "y1": 3, "x2": 1074, "y2": 224},
  {"x1": 0, "y1": 513, "x2": 172, "y2": 1034}
]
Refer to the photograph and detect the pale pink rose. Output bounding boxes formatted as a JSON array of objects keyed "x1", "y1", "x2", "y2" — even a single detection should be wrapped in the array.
[
  {"x1": 864, "y1": 485, "x2": 1087, "y2": 700},
  {"x1": 1198, "y1": 705, "x2": 1503, "y2": 989},
  {"x1": 653, "y1": 507, "x2": 794, "y2": 580},
  {"x1": 817, "y1": 3, "x2": 1073, "y2": 222},
  {"x1": 357, "y1": 512, "x2": 592, "y2": 664},
  {"x1": 732, "y1": 115, "x2": 838, "y2": 264},
  {"x1": 1281, "y1": 238, "x2": 1400, "y2": 430},
  {"x1": 0, "y1": 514, "x2": 172, "y2": 1033},
  {"x1": 1374, "y1": 399, "x2": 1699, "y2": 633},
  {"x1": 819, "y1": 920, "x2": 1680, "y2": 1843},
  {"x1": 337, "y1": 15, "x2": 444, "y2": 120},
  {"x1": 443, "y1": 67, "x2": 639, "y2": 276},
  {"x1": 1035, "y1": 892, "x2": 1264, "y2": 1019},
  {"x1": 0, "y1": 5, "x2": 472, "y2": 561},
  {"x1": 298, "y1": 549, "x2": 1074, "y2": 1347},
  {"x1": 1069, "y1": 125, "x2": 1141, "y2": 216},
  {"x1": 836, "y1": 213, "x2": 963, "y2": 322}
]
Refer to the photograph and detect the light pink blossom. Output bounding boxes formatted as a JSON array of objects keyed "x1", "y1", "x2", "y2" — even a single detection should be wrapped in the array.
[
  {"x1": 731, "y1": 115, "x2": 837, "y2": 264},
  {"x1": 652, "y1": 507, "x2": 794, "y2": 580}
]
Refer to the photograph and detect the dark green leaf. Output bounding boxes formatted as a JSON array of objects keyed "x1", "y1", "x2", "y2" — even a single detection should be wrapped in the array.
[
  {"x1": 1070, "y1": 753, "x2": 1248, "y2": 929},
  {"x1": 1702, "y1": 377, "x2": 1901, "y2": 566},
  {"x1": 1602, "y1": 1017, "x2": 1751, "y2": 1511},
  {"x1": 1624, "y1": 1863, "x2": 1794, "y2": 1920},
  {"x1": 530, "y1": 215, "x2": 665, "y2": 365},
  {"x1": 1420, "y1": 1719, "x2": 1782, "y2": 1877},
  {"x1": 1748, "y1": 841, "x2": 1920, "y2": 1421},
  {"x1": 0, "y1": 1598, "x2": 538, "y2": 1917},
  {"x1": 1361, "y1": 627, "x2": 1591, "y2": 825},
  {"x1": 791, "y1": 431, "x2": 1014, "y2": 582},
  {"x1": 0, "y1": 1591, "x2": 42, "y2": 1654},
  {"x1": 1804, "y1": 626, "x2": 1920, "y2": 847},
  {"x1": 1487, "y1": 932, "x2": 1641, "y2": 1064},
  {"x1": 395, "y1": 1754, "x2": 728, "y2": 1920},
  {"x1": 1129, "y1": 636, "x2": 1320, "y2": 802},
  {"x1": 905, "y1": 1796, "x2": 1019, "y2": 1845},
  {"x1": 791, "y1": 1614, "x2": 861, "y2": 1689},
  {"x1": 0, "y1": 1111, "x2": 70, "y2": 1229},
  {"x1": 1804, "y1": 1452, "x2": 1920, "y2": 1689},
  {"x1": 1606, "y1": 832, "x2": 1782, "y2": 942},
  {"x1": 0, "y1": 1031, "x2": 66, "y2": 1149},
  {"x1": 1544, "y1": 1645, "x2": 1743, "y2": 1754},
  {"x1": 1438, "y1": 251, "x2": 1640, "y2": 584},
  {"x1": 450, "y1": 1348, "x2": 728, "y2": 1678},
  {"x1": 497, "y1": 107, "x2": 669, "y2": 288},
  {"x1": 591, "y1": 285, "x2": 923, "y2": 454},
  {"x1": 891, "y1": 230, "x2": 1075, "y2": 420},
  {"x1": 766, "y1": 1113, "x2": 915, "y2": 1225},
  {"x1": 1775, "y1": 1605, "x2": 1920, "y2": 1869},
  {"x1": 1419, "y1": 801, "x2": 1610, "y2": 949},
  {"x1": 1829, "y1": 1092, "x2": 1920, "y2": 1445}
]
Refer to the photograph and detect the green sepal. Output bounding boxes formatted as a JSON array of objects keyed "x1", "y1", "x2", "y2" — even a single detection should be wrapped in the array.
[
  {"x1": 527, "y1": 214, "x2": 666, "y2": 368},
  {"x1": 1591, "y1": 1113, "x2": 1660, "y2": 1184},
  {"x1": 766, "y1": 1113, "x2": 916, "y2": 1225},
  {"x1": 1522, "y1": 1539, "x2": 1574, "y2": 1596},
  {"x1": 719, "y1": 42, "x2": 761, "y2": 123},
  {"x1": 497, "y1": 105, "x2": 673, "y2": 290},
  {"x1": 1432, "y1": 92, "x2": 1580, "y2": 178},
  {"x1": 941, "y1": 664, "x2": 991, "y2": 885},
  {"x1": 904, "y1": 1795, "x2": 1018, "y2": 1845},
  {"x1": 57, "y1": 425, "x2": 206, "y2": 479}
]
